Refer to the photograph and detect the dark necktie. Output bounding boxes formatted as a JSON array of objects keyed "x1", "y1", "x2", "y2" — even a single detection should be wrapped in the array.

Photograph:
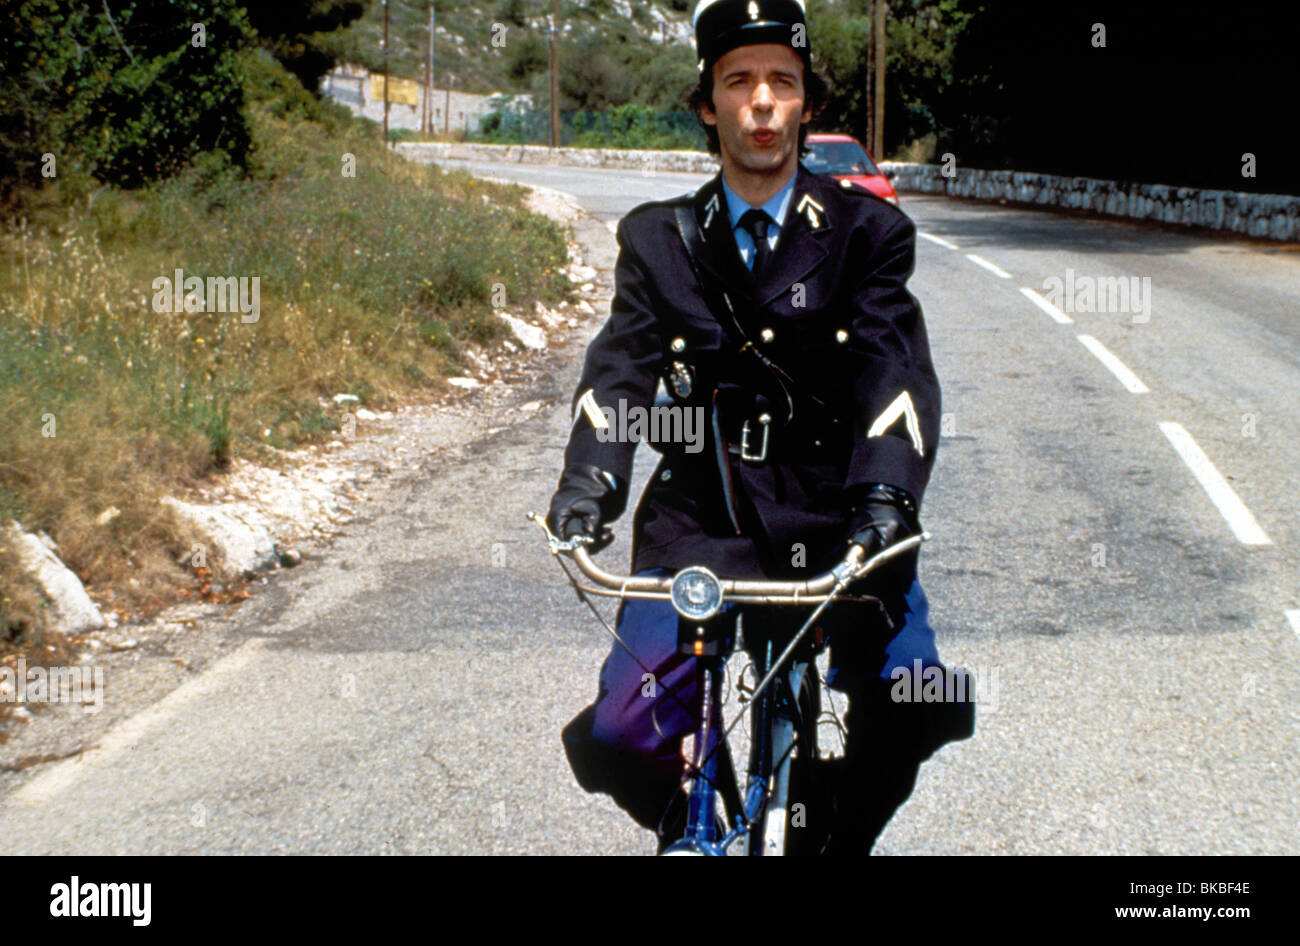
[{"x1": 738, "y1": 208, "x2": 774, "y2": 276}]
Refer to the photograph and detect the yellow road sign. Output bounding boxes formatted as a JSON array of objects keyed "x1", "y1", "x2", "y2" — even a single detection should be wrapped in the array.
[{"x1": 370, "y1": 74, "x2": 419, "y2": 106}]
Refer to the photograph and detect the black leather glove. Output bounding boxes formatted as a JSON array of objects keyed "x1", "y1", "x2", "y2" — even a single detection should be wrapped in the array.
[
  {"x1": 546, "y1": 463, "x2": 628, "y2": 552},
  {"x1": 844, "y1": 482, "x2": 920, "y2": 559}
]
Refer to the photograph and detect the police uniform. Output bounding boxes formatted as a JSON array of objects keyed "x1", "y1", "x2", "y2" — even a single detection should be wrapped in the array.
[
  {"x1": 564, "y1": 161, "x2": 940, "y2": 581},
  {"x1": 551, "y1": 0, "x2": 974, "y2": 852}
]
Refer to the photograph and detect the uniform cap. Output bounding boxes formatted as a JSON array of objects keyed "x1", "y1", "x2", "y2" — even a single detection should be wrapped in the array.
[{"x1": 692, "y1": 0, "x2": 810, "y2": 73}]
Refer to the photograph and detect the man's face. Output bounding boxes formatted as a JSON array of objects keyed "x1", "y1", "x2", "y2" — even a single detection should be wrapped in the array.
[{"x1": 700, "y1": 43, "x2": 811, "y2": 176}]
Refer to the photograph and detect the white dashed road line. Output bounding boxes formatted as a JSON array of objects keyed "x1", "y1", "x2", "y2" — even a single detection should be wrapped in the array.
[
  {"x1": 1076, "y1": 335, "x2": 1151, "y2": 394},
  {"x1": 1287, "y1": 611, "x2": 1300, "y2": 640},
  {"x1": 965, "y1": 254, "x2": 1012, "y2": 278},
  {"x1": 1158, "y1": 422, "x2": 1272, "y2": 546},
  {"x1": 1018, "y1": 286, "x2": 1073, "y2": 324},
  {"x1": 918, "y1": 231, "x2": 959, "y2": 250},
  {"x1": 4, "y1": 638, "x2": 269, "y2": 808}
]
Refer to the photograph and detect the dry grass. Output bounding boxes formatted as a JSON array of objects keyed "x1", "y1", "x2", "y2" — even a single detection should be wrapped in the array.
[{"x1": 0, "y1": 103, "x2": 570, "y2": 659}]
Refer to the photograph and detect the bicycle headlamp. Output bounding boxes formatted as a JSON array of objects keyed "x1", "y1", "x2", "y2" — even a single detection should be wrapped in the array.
[{"x1": 670, "y1": 566, "x2": 724, "y2": 621}]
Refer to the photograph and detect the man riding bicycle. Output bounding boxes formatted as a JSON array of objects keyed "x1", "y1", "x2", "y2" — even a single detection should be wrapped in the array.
[{"x1": 547, "y1": 0, "x2": 975, "y2": 853}]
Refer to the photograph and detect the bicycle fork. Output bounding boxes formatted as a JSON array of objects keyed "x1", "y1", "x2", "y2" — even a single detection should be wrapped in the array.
[{"x1": 662, "y1": 660, "x2": 729, "y2": 856}]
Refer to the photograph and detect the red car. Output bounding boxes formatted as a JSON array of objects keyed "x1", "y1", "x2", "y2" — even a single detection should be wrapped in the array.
[{"x1": 803, "y1": 133, "x2": 899, "y2": 206}]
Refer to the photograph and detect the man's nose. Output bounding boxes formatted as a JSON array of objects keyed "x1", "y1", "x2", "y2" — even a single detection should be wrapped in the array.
[{"x1": 751, "y1": 81, "x2": 775, "y2": 111}]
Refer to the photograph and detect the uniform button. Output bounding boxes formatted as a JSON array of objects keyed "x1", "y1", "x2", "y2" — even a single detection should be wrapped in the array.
[
  {"x1": 760, "y1": 328, "x2": 774, "y2": 343},
  {"x1": 671, "y1": 337, "x2": 686, "y2": 353},
  {"x1": 813, "y1": 439, "x2": 822, "y2": 447},
  {"x1": 660, "y1": 469, "x2": 672, "y2": 482},
  {"x1": 835, "y1": 329, "x2": 849, "y2": 343}
]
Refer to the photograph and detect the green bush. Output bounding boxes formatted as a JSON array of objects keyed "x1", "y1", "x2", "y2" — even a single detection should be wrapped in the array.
[{"x1": 2, "y1": 0, "x2": 256, "y2": 192}]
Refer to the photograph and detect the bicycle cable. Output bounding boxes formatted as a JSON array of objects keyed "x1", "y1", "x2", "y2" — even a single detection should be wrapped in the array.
[{"x1": 554, "y1": 553, "x2": 732, "y2": 800}]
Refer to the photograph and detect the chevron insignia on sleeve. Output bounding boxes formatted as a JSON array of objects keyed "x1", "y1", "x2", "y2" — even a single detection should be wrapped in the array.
[
  {"x1": 573, "y1": 388, "x2": 610, "y2": 430},
  {"x1": 866, "y1": 390, "x2": 924, "y2": 456}
]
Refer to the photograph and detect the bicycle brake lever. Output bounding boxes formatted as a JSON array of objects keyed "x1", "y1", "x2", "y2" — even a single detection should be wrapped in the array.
[{"x1": 526, "y1": 511, "x2": 611, "y2": 555}]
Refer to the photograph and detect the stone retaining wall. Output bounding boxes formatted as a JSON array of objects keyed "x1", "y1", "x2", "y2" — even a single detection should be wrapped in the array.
[
  {"x1": 878, "y1": 162, "x2": 1300, "y2": 242},
  {"x1": 398, "y1": 142, "x2": 1298, "y2": 241},
  {"x1": 397, "y1": 141, "x2": 720, "y2": 174}
]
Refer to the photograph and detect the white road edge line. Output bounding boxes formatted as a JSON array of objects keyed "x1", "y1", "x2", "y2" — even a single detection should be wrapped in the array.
[
  {"x1": 918, "y1": 231, "x2": 959, "y2": 250},
  {"x1": 1286, "y1": 610, "x2": 1300, "y2": 640},
  {"x1": 1019, "y1": 286, "x2": 1073, "y2": 324},
  {"x1": 1076, "y1": 335, "x2": 1150, "y2": 394},
  {"x1": 1158, "y1": 422, "x2": 1272, "y2": 546},
  {"x1": 965, "y1": 253, "x2": 1012, "y2": 278},
  {"x1": 4, "y1": 638, "x2": 269, "y2": 808}
]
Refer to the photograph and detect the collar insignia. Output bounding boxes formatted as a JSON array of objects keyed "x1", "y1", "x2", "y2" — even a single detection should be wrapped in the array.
[
  {"x1": 703, "y1": 192, "x2": 720, "y2": 230},
  {"x1": 796, "y1": 193, "x2": 825, "y2": 229}
]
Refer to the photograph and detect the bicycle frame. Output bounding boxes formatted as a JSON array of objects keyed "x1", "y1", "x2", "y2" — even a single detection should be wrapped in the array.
[{"x1": 530, "y1": 512, "x2": 927, "y2": 856}]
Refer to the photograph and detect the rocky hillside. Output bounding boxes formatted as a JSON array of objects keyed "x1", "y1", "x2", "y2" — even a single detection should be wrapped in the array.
[{"x1": 330, "y1": 0, "x2": 698, "y2": 109}]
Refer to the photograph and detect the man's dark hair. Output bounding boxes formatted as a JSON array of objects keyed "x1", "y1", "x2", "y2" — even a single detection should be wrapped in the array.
[{"x1": 687, "y1": 59, "x2": 830, "y2": 157}]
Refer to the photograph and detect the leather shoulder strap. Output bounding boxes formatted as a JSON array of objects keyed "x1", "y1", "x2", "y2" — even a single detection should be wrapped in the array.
[
  {"x1": 673, "y1": 205, "x2": 739, "y2": 340},
  {"x1": 674, "y1": 205, "x2": 826, "y2": 422}
]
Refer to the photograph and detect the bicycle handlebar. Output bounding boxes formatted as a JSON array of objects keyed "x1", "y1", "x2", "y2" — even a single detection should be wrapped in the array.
[{"x1": 527, "y1": 511, "x2": 927, "y2": 610}]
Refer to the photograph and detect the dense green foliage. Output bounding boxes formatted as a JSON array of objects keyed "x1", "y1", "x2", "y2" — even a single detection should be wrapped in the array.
[
  {"x1": 477, "y1": 101, "x2": 705, "y2": 150},
  {"x1": 1, "y1": 0, "x2": 255, "y2": 192},
  {"x1": 813, "y1": 0, "x2": 971, "y2": 161},
  {"x1": 0, "y1": 0, "x2": 365, "y2": 195}
]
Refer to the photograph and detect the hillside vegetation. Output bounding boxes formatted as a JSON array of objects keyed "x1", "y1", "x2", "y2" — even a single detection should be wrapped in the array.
[{"x1": 1, "y1": 7, "x2": 570, "y2": 656}]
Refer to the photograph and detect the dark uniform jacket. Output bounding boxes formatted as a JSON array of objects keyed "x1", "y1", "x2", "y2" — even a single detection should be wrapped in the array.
[{"x1": 561, "y1": 160, "x2": 940, "y2": 581}]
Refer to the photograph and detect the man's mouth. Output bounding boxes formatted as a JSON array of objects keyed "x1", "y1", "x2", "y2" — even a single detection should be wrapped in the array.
[{"x1": 751, "y1": 129, "x2": 776, "y2": 145}]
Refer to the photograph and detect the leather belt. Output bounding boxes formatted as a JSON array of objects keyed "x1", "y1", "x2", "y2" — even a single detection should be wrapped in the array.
[{"x1": 719, "y1": 412, "x2": 848, "y2": 465}]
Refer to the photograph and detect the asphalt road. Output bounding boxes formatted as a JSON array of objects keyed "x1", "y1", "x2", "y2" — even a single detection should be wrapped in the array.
[{"x1": 2, "y1": 160, "x2": 1297, "y2": 855}]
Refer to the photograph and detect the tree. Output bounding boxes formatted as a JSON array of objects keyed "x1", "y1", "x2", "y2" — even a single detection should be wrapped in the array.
[
  {"x1": 244, "y1": 0, "x2": 366, "y2": 92},
  {"x1": 810, "y1": 0, "x2": 971, "y2": 159},
  {"x1": 1, "y1": 0, "x2": 254, "y2": 191}
]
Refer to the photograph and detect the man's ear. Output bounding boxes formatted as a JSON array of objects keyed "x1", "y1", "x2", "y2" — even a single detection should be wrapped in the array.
[{"x1": 700, "y1": 100, "x2": 717, "y2": 127}]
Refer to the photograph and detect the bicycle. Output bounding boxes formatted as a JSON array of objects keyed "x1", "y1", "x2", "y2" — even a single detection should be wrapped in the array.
[{"x1": 530, "y1": 511, "x2": 927, "y2": 856}]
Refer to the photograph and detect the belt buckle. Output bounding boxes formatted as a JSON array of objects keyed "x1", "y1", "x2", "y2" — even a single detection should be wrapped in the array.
[{"x1": 740, "y1": 413, "x2": 771, "y2": 462}]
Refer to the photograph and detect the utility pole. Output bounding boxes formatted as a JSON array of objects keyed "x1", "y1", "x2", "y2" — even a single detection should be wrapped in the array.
[
  {"x1": 873, "y1": 0, "x2": 886, "y2": 160},
  {"x1": 865, "y1": 1, "x2": 874, "y2": 149},
  {"x1": 549, "y1": 0, "x2": 560, "y2": 147},
  {"x1": 423, "y1": 2, "x2": 434, "y2": 133},
  {"x1": 382, "y1": 0, "x2": 391, "y2": 143}
]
